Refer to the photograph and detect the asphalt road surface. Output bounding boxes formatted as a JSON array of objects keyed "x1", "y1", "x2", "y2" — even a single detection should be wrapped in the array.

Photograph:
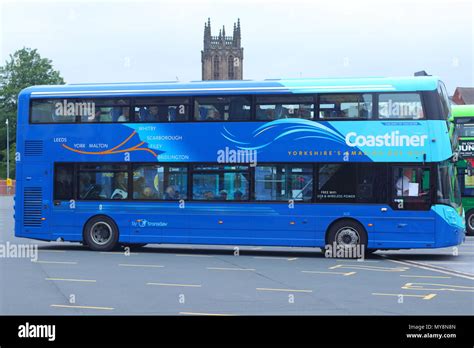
[{"x1": 1, "y1": 196, "x2": 473, "y2": 315}]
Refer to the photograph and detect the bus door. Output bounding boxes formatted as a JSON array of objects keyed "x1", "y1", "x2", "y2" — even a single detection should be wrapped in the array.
[
  {"x1": 386, "y1": 165, "x2": 436, "y2": 244},
  {"x1": 51, "y1": 163, "x2": 76, "y2": 235}
]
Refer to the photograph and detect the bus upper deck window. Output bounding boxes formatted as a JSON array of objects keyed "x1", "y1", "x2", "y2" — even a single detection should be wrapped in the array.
[
  {"x1": 135, "y1": 97, "x2": 189, "y2": 122},
  {"x1": 194, "y1": 96, "x2": 251, "y2": 121},
  {"x1": 31, "y1": 100, "x2": 76, "y2": 123},
  {"x1": 318, "y1": 94, "x2": 372, "y2": 119},
  {"x1": 256, "y1": 95, "x2": 315, "y2": 121},
  {"x1": 378, "y1": 93, "x2": 423, "y2": 119}
]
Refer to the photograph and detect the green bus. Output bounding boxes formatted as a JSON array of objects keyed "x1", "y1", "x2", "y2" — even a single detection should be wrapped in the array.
[{"x1": 453, "y1": 104, "x2": 474, "y2": 235}]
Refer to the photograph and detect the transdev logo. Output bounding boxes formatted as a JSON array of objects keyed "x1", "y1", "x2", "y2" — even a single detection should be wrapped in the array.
[
  {"x1": 345, "y1": 131, "x2": 428, "y2": 147},
  {"x1": 132, "y1": 219, "x2": 168, "y2": 228}
]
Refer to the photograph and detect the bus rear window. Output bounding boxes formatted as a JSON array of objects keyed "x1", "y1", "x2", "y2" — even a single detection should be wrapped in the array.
[{"x1": 378, "y1": 93, "x2": 423, "y2": 119}]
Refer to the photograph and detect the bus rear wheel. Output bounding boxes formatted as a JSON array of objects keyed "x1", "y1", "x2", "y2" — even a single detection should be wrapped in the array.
[
  {"x1": 466, "y1": 210, "x2": 474, "y2": 236},
  {"x1": 326, "y1": 220, "x2": 368, "y2": 259},
  {"x1": 84, "y1": 216, "x2": 119, "y2": 251}
]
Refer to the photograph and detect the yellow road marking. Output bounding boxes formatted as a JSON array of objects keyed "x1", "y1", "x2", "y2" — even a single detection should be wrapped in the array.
[
  {"x1": 175, "y1": 254, "x2": 213, "y2": 258},
  {"x1": 45, "y1": 278, "x2": 96, "y2": 283},
  {"x1": 32, "y1": 260, "x2": 77, "y2": 265},
  {"x1": 329, "y1": 264, "x2": 408, "y2": 272},
  {"x1": 147, "y1": 282, "x2": 202, "y2": 288},
  {"x1": 119, "y1": 263, "x2": 164, "y2": 268},
  {"x1": 400, "y1": 275, "x2": 451, "y2": 279},
  {"x1": 402, "y1": 282, "x2": 474, "y2": 292},
  {"x1": 207, "y1": 267, "x2": 256, "y2": 271},
  {"x1": 51, "y1": 304, "x2": 114, "y2": 310},
  {"x1": 338, "y1": 259, "x2": 380, "y2": 263},
  {"x1": 372, "y1": 293, "x2": 436, "y2": 300},
  {"x1": 256, "y1": 287, "x2": 312, "y2": 293},
  {"x1": 386, "y1": 258, "x2": 474, "y2": 281},
  {"x1": 179, "y1": 312, "x2": 233, "y2": 316},
  {"x1": 302, "y1": 270, "x2": 356, "y2": 276}
]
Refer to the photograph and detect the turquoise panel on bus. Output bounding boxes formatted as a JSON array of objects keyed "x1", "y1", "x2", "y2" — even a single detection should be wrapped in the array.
[{"x1": 40, "y1": 119, "x2": 452, "y2": 163}]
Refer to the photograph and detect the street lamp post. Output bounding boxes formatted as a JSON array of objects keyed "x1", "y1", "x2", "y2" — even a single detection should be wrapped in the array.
[{"x1": 5, "y1": 118, "x2": 9, "y2": 195}]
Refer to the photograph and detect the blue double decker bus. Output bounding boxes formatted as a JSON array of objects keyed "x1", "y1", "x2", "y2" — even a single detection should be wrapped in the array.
[{"x1": 14, "y1": 76, "x2": 464, "y2": 253}]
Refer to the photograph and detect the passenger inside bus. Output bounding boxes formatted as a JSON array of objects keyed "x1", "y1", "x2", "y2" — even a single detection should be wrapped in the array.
[
  {"x1": 164, "y1": 186, "x2": 178, "y2": 200},
  {"x1": 219, "y1": 190, "x2": 228, "y2": 200},
  {"x1": 206, "y1": 108, "x2": 221, "y2": 120}
]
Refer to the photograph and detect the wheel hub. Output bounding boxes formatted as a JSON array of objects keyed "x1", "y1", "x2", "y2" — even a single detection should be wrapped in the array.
[
  {"x1": 335, "y1": 227, "x2": 360, "y2": 246},
  {"x1": 91, "y1": 222, "x2": 112, "y2": 245}
]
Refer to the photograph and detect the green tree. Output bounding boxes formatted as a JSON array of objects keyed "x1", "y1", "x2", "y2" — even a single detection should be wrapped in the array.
[{"x1": 0, "y1": 47, "x2": 65, "y2": 179}]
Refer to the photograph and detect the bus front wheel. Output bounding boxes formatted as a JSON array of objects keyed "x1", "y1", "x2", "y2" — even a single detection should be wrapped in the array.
[
  {"x1": 466, "y1": 210, "x2": 474, "y2": 236},
  {"x1": 84, "y1": 216, "x2": 119, "y2": 251},
  {"x1": 326, "y1": 219, "x2": 368, "y2": 258}
]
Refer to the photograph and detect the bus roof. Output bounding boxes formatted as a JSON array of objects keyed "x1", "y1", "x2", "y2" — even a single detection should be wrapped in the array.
[
  {"x1": 452, "y1": 104, "x2": 474, "y2": 117},
  {"x1": 20, "y1": 76, "x2": 441, "y2": 99}
]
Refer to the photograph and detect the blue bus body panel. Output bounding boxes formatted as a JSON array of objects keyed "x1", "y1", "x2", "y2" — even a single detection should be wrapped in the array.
[
  {"x1": 17, "y1": 121, "x2": 451, "y2": 164},
  {"x1": 14, "y1": 200, "x2": 463, "y2": 249}
]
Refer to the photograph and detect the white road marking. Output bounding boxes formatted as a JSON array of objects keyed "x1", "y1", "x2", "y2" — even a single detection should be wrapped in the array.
[
  {"x1": 45, "y1": 278, "x2": 96, "y2": 283},
  {"x1": 302, "y1": 270, "x2": 356, "y2": 276},
  {"x1": 400, "y1": 275, "x2": 451, "y2": 279},
  {"x1": 51, "y1": 304, "x2": 114, "y2": 310},
  {"x1": 147, "y1": 282, "x2": 201, "y2": 288},
  {"x1": 32, "y1": 260, "x2": 77, "y2": 265},
  {"x1": 119, "y1": 263, "x2": 164, "y2": 268},
  {"x1": 256, "y1": 287, "x2": 312, "y2": 293},
  {"x1": 253, "y1": 256, "x2": 298, "y2": 261},
  {"x1": 179, "y1": 311, "x2": 233, "y2": 316},
  {"x1": 402, "y1": 282, "x2": 474, "y2": 292},
  {"x1": 99, "y1": 252, "x2": 136, "y2": 255},
  {"x1": 207, "y1": 267, "x2": 256, "y2": 271},
  {"x1": 329, "y1": 264, "x2": 408, "y2": 272}
]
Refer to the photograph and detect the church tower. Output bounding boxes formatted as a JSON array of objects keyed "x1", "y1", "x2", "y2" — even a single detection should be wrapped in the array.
[{"x1": 201, "y1": 18, "x2": 243, "y2": 80}]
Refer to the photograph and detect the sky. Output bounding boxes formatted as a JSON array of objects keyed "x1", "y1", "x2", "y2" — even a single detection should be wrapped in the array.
[{"x1": 0, "y1": 0, "x2": 473, "y2": 94}]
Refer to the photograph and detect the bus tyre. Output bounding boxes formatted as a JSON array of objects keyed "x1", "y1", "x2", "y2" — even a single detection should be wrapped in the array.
[
  {"x1": 84, "y1": 216, "x2": 119, "y2": 251},
  {"x1": 326, "y1": 220, "x2": 368, "y2": 259},
  {"x1": 466, "y1": 210, "x2": 474, "y2": 236}
]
